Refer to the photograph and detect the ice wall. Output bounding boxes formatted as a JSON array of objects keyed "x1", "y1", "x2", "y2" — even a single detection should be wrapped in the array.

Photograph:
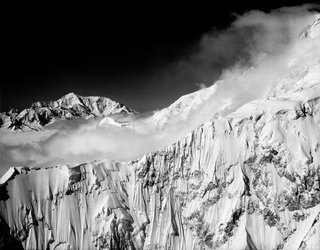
[{"x1": 1, "y1": 83, "x2": 320, "y2": 249}]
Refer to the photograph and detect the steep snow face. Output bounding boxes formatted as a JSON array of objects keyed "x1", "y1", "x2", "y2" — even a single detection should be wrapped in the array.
[
  {"x1": 299, "y1": 17, "x2": 320, "y2": 39},
  {"x1": 1, "y1": 15, "x2": 320, "y2": 250},
  {"x1": 151, "y1": 84, "x2": 218, "y2": 129},
  {"x1": 0, "y1": 93, "x2": 136, "y2": 131},
  {"x1": 1, "y1": 81, "x2": 320, "y2": 249}
]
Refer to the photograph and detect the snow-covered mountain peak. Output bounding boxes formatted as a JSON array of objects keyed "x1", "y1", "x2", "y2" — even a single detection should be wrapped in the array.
[
  {"x1": 1, "y1": 78, "x2": 320, "y2": 249},
  {"x1": 56, "y1": 92, "x2": 83, "y2": 108},
  {"x1": 1, "y1": 11, "x2": 320, "y2": 250},
  {"x1": 0, "y1": 93, "x2": 136, "y2": 131},
  {"x1": 151, "y1": 84, "x2": 218, "y2": 128}
]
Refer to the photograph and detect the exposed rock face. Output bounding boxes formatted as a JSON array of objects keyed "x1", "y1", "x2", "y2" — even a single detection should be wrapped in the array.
[
  {"x1": 0, "y1": 93, "x2": 136, "y2": 131},
  {"x1": 1, "y1": 83, "x2": 320, "y2": 249},
  {"x1": 1, "y1": 15, "x2": 320, "y2": 250}
]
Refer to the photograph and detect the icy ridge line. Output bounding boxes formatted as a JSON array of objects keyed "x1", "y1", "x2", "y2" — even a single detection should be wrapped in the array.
[
  {"x1": 0, "y1": 92, "x2": 136, "y2": 131},
  {"x1": 0, "y1": 90, "x2": 320, "y2": 249},
  {"x1": 1, "y1": 16, "x2": 320, "y2": 250}
]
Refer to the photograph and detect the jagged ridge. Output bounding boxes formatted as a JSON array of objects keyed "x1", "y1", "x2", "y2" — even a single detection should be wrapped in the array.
[
  {"x1": 1, "y1": 85, "x2": 320, "y2": 249},
  {"x1": 0, "y1": 93, "x2": 136, "y2": 131},
  {"x1": 1, "y1": 15, "x2": 320, "y2": 250}
]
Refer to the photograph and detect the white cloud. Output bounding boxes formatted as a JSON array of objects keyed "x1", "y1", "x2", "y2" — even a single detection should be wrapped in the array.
[{"x1": 0, "y1": 4, "x2": 319, "y2": 175}]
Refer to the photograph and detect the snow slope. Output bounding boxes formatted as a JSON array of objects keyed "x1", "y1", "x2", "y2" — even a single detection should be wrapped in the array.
[
  {"x1": 0, "y1": 16, "x2": 320, "y2": 250},
  {"x1": 150, "y1": 84, "x2": 218, "y2": 129},
  {"x1": 1, "y1": 79, "x2": 320, "y2": 249}
]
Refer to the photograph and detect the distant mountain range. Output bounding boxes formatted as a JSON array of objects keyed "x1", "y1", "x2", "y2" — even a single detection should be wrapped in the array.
[
  {"x1": 0, "y1": 92, "x2": 136, "y2": 131},
  {"x1": 0, "y1": 15, "x2": 319, "y2": 250}
]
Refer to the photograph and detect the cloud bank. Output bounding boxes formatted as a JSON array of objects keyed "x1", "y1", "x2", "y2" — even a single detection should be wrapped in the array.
[{"x1": 1, "y1": 4, "x2": 319, "y2": 174}]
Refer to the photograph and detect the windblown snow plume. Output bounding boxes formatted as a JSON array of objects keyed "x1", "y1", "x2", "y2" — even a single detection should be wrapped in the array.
[
  {"x1": 1, "y1": 4, "x2": 320, "y2": 250},
  {"x1": 0, "y1": 5, "x2": 319, "y2": 173}
]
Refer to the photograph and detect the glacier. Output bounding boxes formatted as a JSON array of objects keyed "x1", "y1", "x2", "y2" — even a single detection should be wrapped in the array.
[{"x1": 0, "y1": 15, "x2": 320, "y2": 250}]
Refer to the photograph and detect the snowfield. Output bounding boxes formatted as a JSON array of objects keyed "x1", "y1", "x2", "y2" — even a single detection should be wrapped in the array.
[{"x1": 0, "y1": 12, "x2": 320, "y2": 250}]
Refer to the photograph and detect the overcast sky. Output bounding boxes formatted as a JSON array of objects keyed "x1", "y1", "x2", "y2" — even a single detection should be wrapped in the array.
[{"x1": 1, "y1": 1, "x2": 318, "y2": 112}]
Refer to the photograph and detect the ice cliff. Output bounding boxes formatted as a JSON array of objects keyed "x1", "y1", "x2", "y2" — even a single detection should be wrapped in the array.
[{"x1": 0, "y1": 16, "x2": 320, "y2": 250}]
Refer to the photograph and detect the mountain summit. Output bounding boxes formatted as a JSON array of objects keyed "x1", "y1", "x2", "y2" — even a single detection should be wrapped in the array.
[
  {"x1": 0, "y1": 13, "x2": 320, "y2": 250},
  {"x1": 0, "y1": 93, "x2": 136, "y2": 131}
]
